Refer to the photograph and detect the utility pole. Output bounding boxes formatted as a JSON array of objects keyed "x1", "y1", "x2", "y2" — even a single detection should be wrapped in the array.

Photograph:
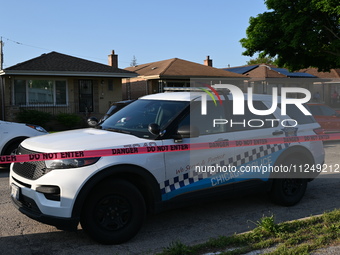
[
  {"x1": 0, "y1": 37, "x2": 3, "y2": 120},
  {"x1": 0, "y1": 37, "x2": 3, "y2": 70}
]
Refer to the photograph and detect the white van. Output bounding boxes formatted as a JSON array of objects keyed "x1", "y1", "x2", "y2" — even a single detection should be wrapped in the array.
[{"x1": 10, "y1": 87, "x2": 325, "y2": 244}]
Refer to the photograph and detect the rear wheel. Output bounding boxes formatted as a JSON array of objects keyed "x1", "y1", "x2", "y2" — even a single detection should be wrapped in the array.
[
  {"x1": 80, "y1": 179, "x2": 146, "y2": 244},
  {"x1": 4, "y1": 141, "x2": 21, "y2": 155},
  {"x1": 1, "y1": 140, "x2": 22, "y2": 169},
  {"x1": 270, "y1": 178, "x2": 307, "y2": 206},
  {"x1": 269, "y1": 157, "x2": 308, "y2": 206}
]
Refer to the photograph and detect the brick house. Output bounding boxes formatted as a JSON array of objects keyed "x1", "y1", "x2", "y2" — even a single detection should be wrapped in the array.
[
  {"x1": 223, "y1": 64, "x2": 317, "y2": 95},
  {"x1": 298, "y1": 68, "x2": 340, "y2": 105},
  {"x1": 224, "y1": 64, "x2": 340, "y2": 105},
  {"x1": 0, "y1": 51, "x2": 136, "y2": 121},
  {"x1": 122, "y1": 56, "x2": 244, "y2": 99}
]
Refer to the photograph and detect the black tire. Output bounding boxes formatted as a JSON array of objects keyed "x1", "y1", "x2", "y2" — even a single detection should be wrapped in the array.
[
  {"x1": 1, "y1": 140, "x2": 22, "y2": 169},
  {"x1": 4, "y1": 141, "x2": 21, "y2": 155},
  {"x1": 269, "y1": 157, "x2": 308, "y2": 206},
  {"x1": 270, "y1": 178, "x2": 307, "y2": 206},
  {"x1": 80, "y1": 179, "x2": 146, "y2": 244}
]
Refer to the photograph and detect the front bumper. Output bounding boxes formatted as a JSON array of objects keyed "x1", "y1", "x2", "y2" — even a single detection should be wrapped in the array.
[{"x1": 11, "y1": 190, "x2": 78, "y2": 231}]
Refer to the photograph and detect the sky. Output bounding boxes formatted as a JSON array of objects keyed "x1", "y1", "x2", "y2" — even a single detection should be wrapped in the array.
[{"x1": 1, "y1": 0, "x2": 268, "y2": 69}]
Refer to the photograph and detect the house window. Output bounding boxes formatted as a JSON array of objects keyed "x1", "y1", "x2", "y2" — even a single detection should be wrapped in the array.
[{"x1": 14, "y1": 79, "x2": 67, "y2": 105}]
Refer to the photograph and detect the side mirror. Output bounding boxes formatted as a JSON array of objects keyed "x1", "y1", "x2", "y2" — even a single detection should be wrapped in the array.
[
  {"x1": 87, "y1": 117, "x2": 99, "y2": 127},
  {"x1": 176, "y1": 125, "x2": 200, "y2": 138},
  {"x1": 148, "y1": 123, "x2": 161, "y2": 135}
]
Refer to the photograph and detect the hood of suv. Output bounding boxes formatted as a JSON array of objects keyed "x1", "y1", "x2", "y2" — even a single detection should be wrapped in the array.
[{"x1": 20, "y1": 128, "x2": 151, "y2": 153}]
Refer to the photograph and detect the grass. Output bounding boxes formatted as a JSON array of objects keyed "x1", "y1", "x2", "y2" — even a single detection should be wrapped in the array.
[{"x1": 157, "y1": 209, "x2": 340, "y2": 255}]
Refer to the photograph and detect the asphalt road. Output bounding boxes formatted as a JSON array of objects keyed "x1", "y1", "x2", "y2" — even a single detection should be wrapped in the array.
[{"x1": 1, "y1": 141, "x2": 340, "y2": 255}]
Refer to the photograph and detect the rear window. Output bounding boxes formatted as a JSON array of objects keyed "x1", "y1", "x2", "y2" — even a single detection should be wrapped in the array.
[
  {"x1": 309, "y1": 105, "x2": 337, "y2": 116},
  {"x1": 278, "y1": 104, "x2": 315, "y2": 124},
  {"x1": 231, "y1": 101, "x2": 278, "y2": 131},
  {"x1": 308, "y1": 105, "x2": 322, "y2": 115}
]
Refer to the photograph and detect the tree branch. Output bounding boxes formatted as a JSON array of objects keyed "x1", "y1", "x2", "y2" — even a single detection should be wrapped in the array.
[
  {"x1": 323, "y1": 25, "x2": 340, "y2": 41},
  {"x1": 323, "y1": 50, "x2": 340, "y2": 57}
]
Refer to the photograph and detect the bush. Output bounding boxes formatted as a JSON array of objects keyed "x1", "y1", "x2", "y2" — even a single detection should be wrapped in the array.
[
  {"x1": 56, "y1": 113, "x2": 82, "y2": 128},
  {"x1": 16, "y1": 110, "x2": 85, "y2": 131},
  {"x1": 16, "y1": 109, "x2": 52, "y2": 127}
]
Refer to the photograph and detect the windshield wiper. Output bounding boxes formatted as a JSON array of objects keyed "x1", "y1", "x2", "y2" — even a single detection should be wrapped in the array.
[{"x1": 105, "y1": 128, "x2": 131, "y2": 134}]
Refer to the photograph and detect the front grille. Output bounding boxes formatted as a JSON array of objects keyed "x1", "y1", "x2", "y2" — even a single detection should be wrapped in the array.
[{"x1": 12, "y1": 146, "x2": 48, "y2": 180}]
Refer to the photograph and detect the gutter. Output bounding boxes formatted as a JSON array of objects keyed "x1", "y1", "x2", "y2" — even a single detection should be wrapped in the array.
[{"x1": 0, "y1": 70, "x2": 138, "y2": 78}]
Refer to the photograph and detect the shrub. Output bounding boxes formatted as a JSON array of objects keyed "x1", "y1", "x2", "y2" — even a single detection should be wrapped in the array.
[
  {"x1": 16, "y1": 109, "x2": 52, "y2": 127},
  {"x1": 56, "y1": 113, "x2": 82, "y2": 128}
]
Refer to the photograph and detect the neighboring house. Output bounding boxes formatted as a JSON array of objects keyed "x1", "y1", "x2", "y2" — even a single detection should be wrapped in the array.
[
  {"x1": 224, "y1": 64, "x2": 340, "y2": 106},
  {"x1": 122, "y1": 56, "x2": 245, "y2": 99},
  {"x1": 0, "y1": 51, "x2": 136, "y2": 121},
  {"x1": 298, "y1": 68, "x2": 340, "y2": 105},
  {"x1": 223, "y1": 64, "x2": 317, "y2": 97}
]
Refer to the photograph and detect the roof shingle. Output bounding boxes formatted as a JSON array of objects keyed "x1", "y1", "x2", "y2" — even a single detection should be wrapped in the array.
[
  {"x1": 224, "y1": 64, "x2": 316, "y2": 78},
  {"x1": 125, "y1": 58, "x2": 244, "y2": 78},
  {"x1": 4, "y1": 51, "x2": 135, "y2": 76}
]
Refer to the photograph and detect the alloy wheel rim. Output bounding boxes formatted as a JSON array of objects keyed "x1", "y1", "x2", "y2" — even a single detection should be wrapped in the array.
[{"x1": 95, "y1": 195, "x2": 131, "y2": 231}]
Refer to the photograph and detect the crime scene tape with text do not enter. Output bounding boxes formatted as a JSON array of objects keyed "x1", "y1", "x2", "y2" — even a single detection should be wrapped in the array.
[{"x1": 1, "y1": 133, "x2": 339, "y2": 165}]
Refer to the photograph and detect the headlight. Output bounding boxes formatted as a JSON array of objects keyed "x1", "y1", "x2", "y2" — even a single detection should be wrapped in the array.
[
  {"x1": 26, "y1": 124, "x2": 48, "y2": 133},
  {"x1": 45, "y1": 157, "x2": 100, "y2": 170}
]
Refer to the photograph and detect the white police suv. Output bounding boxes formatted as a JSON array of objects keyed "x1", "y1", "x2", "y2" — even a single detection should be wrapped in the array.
[{"x1": 10, "y1": 86, "x2": 325, "y2": 244}]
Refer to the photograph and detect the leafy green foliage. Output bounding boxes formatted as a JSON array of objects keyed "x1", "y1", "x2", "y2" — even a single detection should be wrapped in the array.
[
  {"x1": 240, "y1": 0, "x2": 340, "y2": 71},
  {"x1": 163, "y1": 241, "x2": 192, "y2": 255},
  {"x1": 157, "y1": 209, "x2": 340, "y2": 255},
  {"x1": 255, "y1": 215, "x2": 280, "y2": 234},
  {"x1": 16, "y1": 110, "x2": 84, "y2": 131},
  {"x1": 247, "y1": 56, "x2": 278, "y2": 65},
  {"x1": 16, "y1": 109, "x2": 52, "y2": 128},
  {"x1": 56, "y1": 113, "x2": 82, "y2": 128}
]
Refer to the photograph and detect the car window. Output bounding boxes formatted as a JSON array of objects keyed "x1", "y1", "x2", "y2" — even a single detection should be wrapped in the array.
[
  {"x1": 231, "y1": 101, "x2": 278, "y2": 131},
  {"x1": 308, "y1": 105, "x2": 322, "y2": 115},
  {"x1": 101, "y1": 99, "x2": 189, "y2": 139},
  {"x1": 320, "y1": 105, "x2": 337, "y2": 116},
  {"x1": 279, "y1": 104, "x2": 315, "y2": 124},
  {"x1": 179, "y1": 101, "x2": 228, "y2": 135},
  {"x1": 106, "y1": 105, "x2": 119, "y2": 115}
]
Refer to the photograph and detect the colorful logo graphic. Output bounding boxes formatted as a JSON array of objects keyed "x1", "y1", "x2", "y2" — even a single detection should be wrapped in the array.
[{"x1": 198, "y1": 84, "x2": 223, "y2": 107}]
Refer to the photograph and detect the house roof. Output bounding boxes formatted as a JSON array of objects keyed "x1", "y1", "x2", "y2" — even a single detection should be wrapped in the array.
[
  {"x1": 298, "y1": 68, "x2": 340, "y2": 79},
  {"x1": 125, "y1": 58, "x2": 244, "y2": 79},
  {"x1": 223, "y1": 65, "x2": 258, "y2": 74},
  {"x1": 224, "y1": 64, "x2": 316, "y2": 78},
  {"x1": 0, "y1": 51, "x2": 137, "y2": 78}
]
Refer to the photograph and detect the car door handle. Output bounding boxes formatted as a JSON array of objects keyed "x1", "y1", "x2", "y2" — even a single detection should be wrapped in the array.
[
  {"x1": 272, "y1": 130, "x2": 284, "y2": 135},
  {"x1": 215, "y1": 138, "x2": 229, "y2": 142}
]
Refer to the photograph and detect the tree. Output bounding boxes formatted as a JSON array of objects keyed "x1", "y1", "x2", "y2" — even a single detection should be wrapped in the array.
[
  {"x1": 130, "y1": 55, "x2": 138, "y2": 67},
  {"x1": 240, "y1": 0, "x2": 340, "y2": 71},
  {"x1": 247, "y1": 56, "x2": 278, "y2": 65}
]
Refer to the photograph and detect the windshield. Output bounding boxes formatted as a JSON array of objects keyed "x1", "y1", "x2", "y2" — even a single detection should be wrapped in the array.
[{"x1": 100, "y1": 99, "x2": 189, "y2": 139}]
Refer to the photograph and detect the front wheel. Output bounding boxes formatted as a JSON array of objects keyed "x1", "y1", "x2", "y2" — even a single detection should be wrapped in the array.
[{"x1": 80, "y1": 179, "x2": 146, "y2": 244}]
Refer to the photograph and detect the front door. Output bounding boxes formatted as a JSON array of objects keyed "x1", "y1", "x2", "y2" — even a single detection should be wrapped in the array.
[
  {"x1": 162, "y1": 101, "x2": 236, "y2": 201},
  {"x1": 79, "y1": 80, "x2": 93, "y2": 113}
]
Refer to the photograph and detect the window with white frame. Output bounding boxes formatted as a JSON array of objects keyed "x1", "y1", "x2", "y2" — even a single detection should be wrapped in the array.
[{"x1": 14, "y1": 79, "x2": 67, "y2": 105}]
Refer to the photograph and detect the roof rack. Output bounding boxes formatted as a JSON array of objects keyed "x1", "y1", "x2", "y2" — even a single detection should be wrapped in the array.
[
  {"x1": 163, "y1": 86, "x2": 231, "y2": 102},
  {"x1": 163, "y1": 86, "x2": 230, "y2": 94},
  {"x1": 163, "y1": 87, "x2": 203, "y2": 92}
]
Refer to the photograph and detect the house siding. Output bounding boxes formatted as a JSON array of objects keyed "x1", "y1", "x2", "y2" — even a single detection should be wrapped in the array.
[
  {"x1": 2, "y1": 76, "x2": 122, "y2": 122},
  {"x1": 122, "y1": 78, "x2": 149, "y2": 100}
]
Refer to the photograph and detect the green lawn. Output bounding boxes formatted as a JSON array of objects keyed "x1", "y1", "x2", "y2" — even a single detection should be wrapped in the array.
[{"x1": 158, "y1": 209, "x2": 340, "y2": 255}]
